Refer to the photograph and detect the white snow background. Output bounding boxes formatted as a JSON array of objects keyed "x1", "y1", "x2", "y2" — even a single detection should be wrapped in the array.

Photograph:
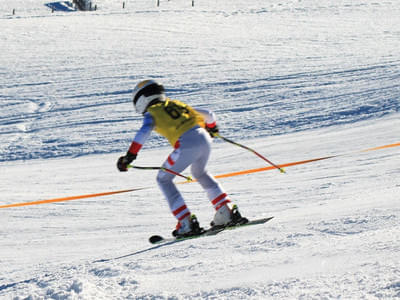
[{"x1": 0, "y1": 0, "x2": 399, "y2": 298}]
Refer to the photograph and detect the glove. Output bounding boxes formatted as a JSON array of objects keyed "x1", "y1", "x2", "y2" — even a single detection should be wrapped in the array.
[
  {"x1": 205, "y1": 123, "x2": 219, "y2": 138},
  {"x1": 117, "y1": 152, "x2": 137, "y2": 172}
]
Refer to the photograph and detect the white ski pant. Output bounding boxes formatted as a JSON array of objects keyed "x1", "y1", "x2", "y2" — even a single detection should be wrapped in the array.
[{"x1": 156, "y1": 126, "x2": 230, "y2": 222}]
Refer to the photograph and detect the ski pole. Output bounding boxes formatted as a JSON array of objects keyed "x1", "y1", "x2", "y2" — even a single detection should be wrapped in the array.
[
  {"x1": 128, "y1": 165, "x2": 193, "y2": 181},
  {"x1": 214, "y1": 133, "x2": 286, "y2": 174}
]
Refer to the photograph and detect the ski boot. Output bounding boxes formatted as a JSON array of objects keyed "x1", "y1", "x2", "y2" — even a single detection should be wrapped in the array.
[
  {"x1": 211, "y1": 204, "x2": 248, "y2": 228},
  {"x1": 172, "y1": 214, "x2": 205, "y2": 238}
]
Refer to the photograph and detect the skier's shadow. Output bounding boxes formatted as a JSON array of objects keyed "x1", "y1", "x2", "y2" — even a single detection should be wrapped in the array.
[{"x1": 93, "y1": 239, "x2": 183, "y2": 263}]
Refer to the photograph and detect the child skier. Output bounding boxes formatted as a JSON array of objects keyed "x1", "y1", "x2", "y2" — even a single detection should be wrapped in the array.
[{"x1": 117, "y1": 80, "x2": 247, "y2": 237}]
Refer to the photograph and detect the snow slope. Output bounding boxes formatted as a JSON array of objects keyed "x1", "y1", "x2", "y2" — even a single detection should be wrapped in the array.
[{"x1": 0, "y1": 0, "x2": 399, "y2": 298}]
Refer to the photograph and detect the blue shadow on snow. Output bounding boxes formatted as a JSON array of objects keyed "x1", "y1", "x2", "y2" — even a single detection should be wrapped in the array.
[{"x1": 45, "y1": 1, "x2": 76, "y2": 12}]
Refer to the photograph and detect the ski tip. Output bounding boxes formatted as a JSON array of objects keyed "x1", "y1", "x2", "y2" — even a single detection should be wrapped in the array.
[{"x1": 149, "y1": 235, "x2": 164, "y2": 244}]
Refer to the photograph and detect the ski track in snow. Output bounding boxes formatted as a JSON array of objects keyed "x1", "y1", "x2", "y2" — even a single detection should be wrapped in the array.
[
  {"x1": 1, "y1": 0, "x2": 400, "y2": 299},
  {"x1": 1, "y1": 0, "x2": 399, "y2": 162}
]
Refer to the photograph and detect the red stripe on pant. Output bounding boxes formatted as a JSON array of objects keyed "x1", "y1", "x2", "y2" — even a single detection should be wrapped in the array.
[
  {"x1": 173, "y1": 204, "x2": 190, "y2": 221},
  {"x1": 215, "y1": 200, "x2": 231, "y2": 211},
  {"x1": 178, "y1": 212, "x2": 190, "y2": 221},
  {"x1": 211, "y1": 193, "x2": 227, "y2": 205},
  {"x1": 167, "y1": 155, "x2": 175, "y2": 166},
  {"x1": 211, "y1": 193, "x2": 231, "y2": 210}
]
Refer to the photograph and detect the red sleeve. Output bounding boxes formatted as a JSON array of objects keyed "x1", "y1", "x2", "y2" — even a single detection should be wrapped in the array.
[
  {"x1": 128, "y1": 141, "x2": 142, "y2": 155},
  {"x1": 206, "y1": 121, "x2": 216, "y2": 128}
]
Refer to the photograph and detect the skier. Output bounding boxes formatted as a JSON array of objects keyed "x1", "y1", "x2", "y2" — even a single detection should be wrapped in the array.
[{"x1": 117, "y1": 80, "x2": 247, "y2": 237}]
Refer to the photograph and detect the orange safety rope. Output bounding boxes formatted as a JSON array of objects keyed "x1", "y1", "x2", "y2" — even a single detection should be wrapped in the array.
[
  {"x1": 0, "y1": 188, "x2": 147, "y2": 209},
  {"x1": 1, "y1": 142, "x2": 398, "y2": 209}
]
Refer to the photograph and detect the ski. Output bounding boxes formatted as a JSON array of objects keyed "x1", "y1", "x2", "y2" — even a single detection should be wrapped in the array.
[{"x1": 149, "y1": 216, "x2": 274, "y2": 245}]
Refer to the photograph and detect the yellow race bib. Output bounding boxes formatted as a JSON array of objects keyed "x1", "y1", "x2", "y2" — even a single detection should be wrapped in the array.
[{"x1": 148, "y1": 99, "x2": 205, "y2": 146}]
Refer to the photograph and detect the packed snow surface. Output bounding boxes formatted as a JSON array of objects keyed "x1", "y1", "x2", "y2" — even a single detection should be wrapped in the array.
[{"x1": 0, "y1": 0, "x2": 399, "y2": 298}]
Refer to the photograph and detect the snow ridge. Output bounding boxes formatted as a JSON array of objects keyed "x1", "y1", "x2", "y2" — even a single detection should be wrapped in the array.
[{"x1": 0, "y1": 0, "x2": 399, "y2": 299}]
